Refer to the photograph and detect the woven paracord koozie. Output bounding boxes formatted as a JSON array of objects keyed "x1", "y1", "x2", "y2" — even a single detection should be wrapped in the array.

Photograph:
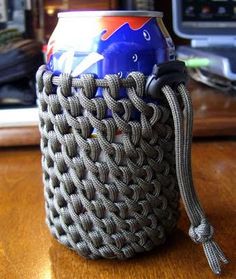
[
  {"x1": 36, "y1": 62, "x2": 228, "y2": 274},
  {"x1": 36, "y1": 65, "x2": 180, "y2": 259}
]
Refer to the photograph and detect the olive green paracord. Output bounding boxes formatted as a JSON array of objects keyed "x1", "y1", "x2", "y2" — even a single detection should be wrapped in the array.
[{"x1": 36, "y1": 64, "x2": 228, "y2": 274}]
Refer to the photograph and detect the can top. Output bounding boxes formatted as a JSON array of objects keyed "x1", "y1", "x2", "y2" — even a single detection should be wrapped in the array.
[{"x1": 58, "y1": 10, "x2": 163, "y2": 18}]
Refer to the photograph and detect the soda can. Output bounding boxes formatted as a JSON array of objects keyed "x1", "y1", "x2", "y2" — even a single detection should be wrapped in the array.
[
  {"x1": 46, "y1": 11, "x2": 175, "y2": 137},
  {"x1": 46, "y1": 11, "x2": 175, "y2": 78}
]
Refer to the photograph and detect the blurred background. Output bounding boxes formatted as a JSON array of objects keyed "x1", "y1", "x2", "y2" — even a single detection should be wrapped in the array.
[{"x1": 0, "y1": 0, "x2": 235, "y2": 146}]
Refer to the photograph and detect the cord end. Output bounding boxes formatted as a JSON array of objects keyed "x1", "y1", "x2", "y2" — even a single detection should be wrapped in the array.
[
  {"x1": 203, "y1": 240, "x2": 228, "y2": 275},
  {"x1": 189, "y1": 219, "x2": 228, "y2": 275}
]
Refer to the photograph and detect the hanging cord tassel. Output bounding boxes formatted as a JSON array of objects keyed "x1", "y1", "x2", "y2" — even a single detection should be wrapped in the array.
[{"x1": 161, "y1": 83, "x2": 228, "y2": 274}]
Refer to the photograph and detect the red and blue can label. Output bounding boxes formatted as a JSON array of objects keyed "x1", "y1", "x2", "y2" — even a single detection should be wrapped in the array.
[
  {"x1": 46, "y1": 11, "x2": 175, "y2": 78},
  {"x1": 46, "y1": 11, "x2": 175, "y2": 136}
]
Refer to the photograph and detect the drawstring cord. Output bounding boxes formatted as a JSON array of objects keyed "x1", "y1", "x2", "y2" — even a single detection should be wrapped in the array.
[{"x1": 161, "y1": 83, "x2": 228, "y2": 275}]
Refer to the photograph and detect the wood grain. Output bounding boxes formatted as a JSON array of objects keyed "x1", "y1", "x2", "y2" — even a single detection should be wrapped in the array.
[
  {"x1": 0, "y1": 140, "x2": 235, "y2": 279},
  {"x1": 190, "y1": 80, "x2": 236, "y2": 137},
  {"x1": 0, "y1": 127, "x2": 40, "y2": 147}
]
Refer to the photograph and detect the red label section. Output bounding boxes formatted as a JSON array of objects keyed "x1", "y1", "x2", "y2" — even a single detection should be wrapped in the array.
[{"x1": 101, "y1": 17, "x2": 151, "y2": 40}]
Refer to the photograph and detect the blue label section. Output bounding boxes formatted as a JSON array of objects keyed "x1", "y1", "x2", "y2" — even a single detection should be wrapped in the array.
[{"x1": 47, "y1": 18, "x2": 171, "y2": 78}]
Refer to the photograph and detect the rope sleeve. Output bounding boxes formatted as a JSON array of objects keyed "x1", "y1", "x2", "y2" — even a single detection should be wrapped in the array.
[{"x1": 36, "y1": 62, "x2": 228, "y2": 274}]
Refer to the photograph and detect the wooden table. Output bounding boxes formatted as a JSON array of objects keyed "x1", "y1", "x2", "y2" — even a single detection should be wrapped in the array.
[
  {"x1": 189, "y1": 80, "x2": 236, "y2": 137},
  {"x1": 0, "y1": 139, "x2": 235, "y2": 279}
]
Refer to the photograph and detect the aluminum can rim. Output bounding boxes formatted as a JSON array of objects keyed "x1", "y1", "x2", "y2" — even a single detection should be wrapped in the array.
[{"x1": 58, "y1": 10, "x2": 163, "y2": 18}]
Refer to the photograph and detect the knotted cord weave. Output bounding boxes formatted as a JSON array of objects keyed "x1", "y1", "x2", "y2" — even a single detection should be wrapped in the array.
[{"x1": 36, "y1": 65, "x2": 180, "y2": 259}]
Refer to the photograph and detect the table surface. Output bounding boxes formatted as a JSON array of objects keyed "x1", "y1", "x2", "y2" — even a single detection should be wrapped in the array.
[{"x1": 0, "y1": 140, "x2": 235, "y2": 279}]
